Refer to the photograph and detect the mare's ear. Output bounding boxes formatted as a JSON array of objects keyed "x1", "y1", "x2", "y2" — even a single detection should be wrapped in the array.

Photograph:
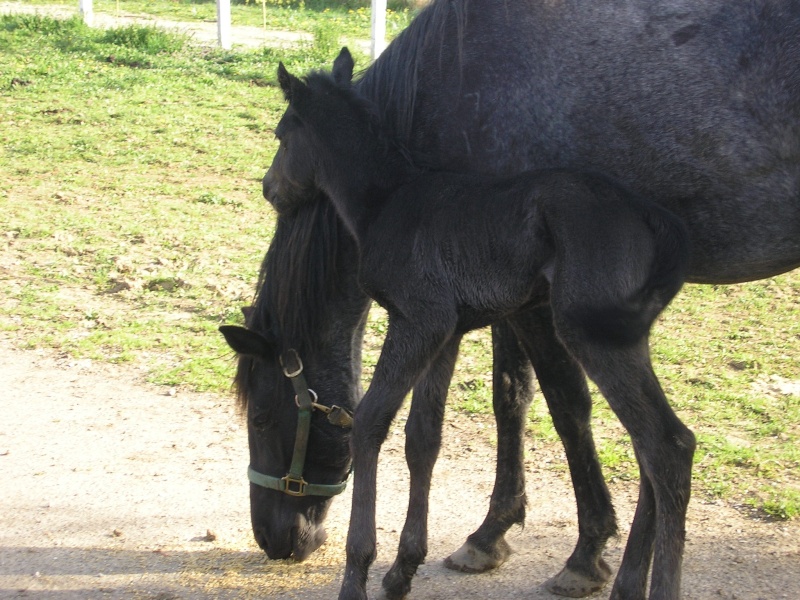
[
  {"x1": 332, "y1": 47, "x2": 354, "y2": 86},
  {"x1": 240, "y1": 305, "x2": 254, "y2": 324},
  {"x1": 220, "y1": 325, "x2": 277, "y2": 360}
]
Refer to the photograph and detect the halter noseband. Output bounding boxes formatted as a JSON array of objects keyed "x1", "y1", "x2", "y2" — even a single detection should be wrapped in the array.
[{"x1": 247, "y1": 348, "x2": 353, "y2": 497}]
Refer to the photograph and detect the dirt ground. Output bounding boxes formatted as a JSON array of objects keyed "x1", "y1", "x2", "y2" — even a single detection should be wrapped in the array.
[{"x1": 1, "y1": 335, "x2": 799, "y2": 600}]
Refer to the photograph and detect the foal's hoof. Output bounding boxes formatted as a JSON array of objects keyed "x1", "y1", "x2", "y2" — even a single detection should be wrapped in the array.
[
  {"x1": 544, "y1": 560, "x2": 612, "y2": 598},
  {"x1": 443, "y1": 538, "x2": 512, "y2": 573}
]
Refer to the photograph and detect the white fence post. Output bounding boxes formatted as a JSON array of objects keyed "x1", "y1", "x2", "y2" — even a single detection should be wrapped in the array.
[
  {"x1": 371, "y1": 0, "x2": 387, "y2": 59},
  {"x1": 217, "y1": 0, "x2": 232, "y2": 50},
  {"x1": 78, "y1": 0, "x2": 93, "y2": 26}
]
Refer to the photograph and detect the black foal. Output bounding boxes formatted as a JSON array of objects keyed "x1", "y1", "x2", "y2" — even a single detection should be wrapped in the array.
[{"x1": 265, "y1": 48, "x2": 692, "y2": 600}]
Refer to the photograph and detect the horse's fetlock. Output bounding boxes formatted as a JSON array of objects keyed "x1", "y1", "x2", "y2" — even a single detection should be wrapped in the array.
[
  {"x1": 346, "y1": 542, "x2": 377, "y2": 571},
  {"x1": 382, "y1": 558, "x2": 420, "y2": 600}
]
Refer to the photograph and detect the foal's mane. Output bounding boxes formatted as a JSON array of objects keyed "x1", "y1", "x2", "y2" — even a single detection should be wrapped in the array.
[{"x1": 302, "y1": 69, "x2": 416, "y2": 167}]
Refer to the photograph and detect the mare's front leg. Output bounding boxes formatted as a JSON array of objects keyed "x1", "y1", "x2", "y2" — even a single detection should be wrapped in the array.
[
  {"x1": 380, "y1": 336, "x2": 463, "y2": 600},
  {"x1": 338, "y1": 315, "x2": 455, "y2": 600},
  {"x1": 444, "y1": 319, "x2": 533, "y2": 573}
]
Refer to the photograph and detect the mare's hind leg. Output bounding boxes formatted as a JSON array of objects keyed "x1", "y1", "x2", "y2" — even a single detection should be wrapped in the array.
[
  {"x1": 511, "y1": 305, "x2": 617, "y2": 597},
  {"x1": 444, "y1": 319, "x2": 532, "y2": 573},
  {"x1": 380, "y1": 336, "x2": 462, "y2": 600}
]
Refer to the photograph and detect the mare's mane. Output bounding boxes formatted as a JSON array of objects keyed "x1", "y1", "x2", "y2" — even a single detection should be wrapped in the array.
[
  {"x1": 235, "y1": 199, "x2": 347, "y2": 410},
  {"x1": 356, "y1": 0, "x2": 466, "y2": 149},
  {"x1": 237, "y1": 0, "x2": 466, "y2": 410}
]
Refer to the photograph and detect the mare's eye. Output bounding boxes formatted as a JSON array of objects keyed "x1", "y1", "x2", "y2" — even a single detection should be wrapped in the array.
[{"x1": 250, "y1": 411, "x2": 272, "y2": 430}]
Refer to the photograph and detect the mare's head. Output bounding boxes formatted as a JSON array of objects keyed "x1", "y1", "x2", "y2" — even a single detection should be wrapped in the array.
[
  {"x1": 220, "y1": 199, "x2": 369, "y2": 560},
  {"x1": 263, "y1": 47, "x2": 382, "y2": 215}
]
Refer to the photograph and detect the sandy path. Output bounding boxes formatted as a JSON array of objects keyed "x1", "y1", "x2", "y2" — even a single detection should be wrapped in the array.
[{"x1": 1, "y1": 337, "x2": 798, "y2": 599}]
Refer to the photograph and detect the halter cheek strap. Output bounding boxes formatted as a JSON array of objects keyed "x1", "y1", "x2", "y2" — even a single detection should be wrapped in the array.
[{"x1": 247, "y1": 349, "x2": 353, "y2": 497}]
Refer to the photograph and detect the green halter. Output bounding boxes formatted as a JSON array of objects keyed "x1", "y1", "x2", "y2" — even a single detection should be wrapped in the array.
[{"x1": 247, "y1": 349, "x2": 353, "y2": 497}]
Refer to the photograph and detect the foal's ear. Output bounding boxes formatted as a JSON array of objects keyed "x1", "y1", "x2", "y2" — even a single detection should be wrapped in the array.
[
  {"x1": 332, "y1": 47, "x2": 354, "y2": 86},
  {"x1": 220, "y1": 325, "x2": 278, "y2": 360},
  {"x1": 277, "y1": 62, "x2": 307, "y2": 102},
  {"x1": 277, "y1": 62, "x2": 293, "y2": 99}
]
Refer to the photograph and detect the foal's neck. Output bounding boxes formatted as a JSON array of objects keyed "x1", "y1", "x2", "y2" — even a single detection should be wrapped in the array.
[{"x1": 319, "y1": 124, "x2": 416, "y2": 241}]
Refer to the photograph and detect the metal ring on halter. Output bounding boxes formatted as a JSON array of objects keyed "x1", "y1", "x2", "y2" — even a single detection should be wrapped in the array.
[{"x1": 295, "y1": 388, "x2": 318, "y2": 408}]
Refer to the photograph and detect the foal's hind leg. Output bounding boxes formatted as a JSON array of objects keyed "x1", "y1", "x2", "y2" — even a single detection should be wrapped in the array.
[
  {"x1": 381, "y1": 337, "x2": 462, "y2": 600},
  {"x1": 444, "y1": 319, "x2": 532, "y2": 573},
  {"x1": 559, "y1": 336, "x2": 695, "y2": 600},
  {"x1": 511, "y1": 305, "x2": 617, "y2": 597}
]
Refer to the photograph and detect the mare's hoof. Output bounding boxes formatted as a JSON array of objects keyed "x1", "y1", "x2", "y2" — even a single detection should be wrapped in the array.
[
  {"x1": 544, "y1": 561, "x2": 612, "y2": 598},
  {"x1": 442, "y1": 538, "x2": 512, "y2": 573}
]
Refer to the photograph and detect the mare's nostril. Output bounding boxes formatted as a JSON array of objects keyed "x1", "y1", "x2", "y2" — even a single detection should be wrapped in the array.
[
  {"x1": 254, "y1": 526, "x2": 292, "y2": 560},
  {"x1": 292, "y1": 526, "x2": 328, "y2": 562}
]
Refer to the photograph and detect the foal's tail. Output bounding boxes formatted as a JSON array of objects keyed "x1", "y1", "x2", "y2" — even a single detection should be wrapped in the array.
[
  {"x1": 561, "y1": 203, "x2": 691, "y2": 348},
  {"x1": 640, "y1": 204, "x2": 691, "y2": 314}
]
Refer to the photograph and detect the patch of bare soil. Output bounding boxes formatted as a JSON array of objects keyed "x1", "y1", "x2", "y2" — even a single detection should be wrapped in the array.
[{"x1": 1, "y1": 336, "x2": 798, "y2": 599}]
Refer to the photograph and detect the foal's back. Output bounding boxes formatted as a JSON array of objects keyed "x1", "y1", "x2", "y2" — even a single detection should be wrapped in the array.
[{"x1": 358, "y1": 169, "x2": 689, "y2": 335}]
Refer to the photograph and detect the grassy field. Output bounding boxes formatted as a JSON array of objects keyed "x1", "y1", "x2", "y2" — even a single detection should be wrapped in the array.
[
  {"x1": 1, "y1": 12, "x2": 798, "y2": 519},
  {"x1": 14, "y1": 0, "x2": 416, "y2": 40}
]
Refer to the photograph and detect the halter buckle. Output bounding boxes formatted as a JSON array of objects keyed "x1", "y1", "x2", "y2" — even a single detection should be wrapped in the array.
[
  {"x1": 281, "y1": 474, "x2": 308, "y2": 497},
  {"x1": 280, "y1": 349, "x2": 303, "y2": 378}
]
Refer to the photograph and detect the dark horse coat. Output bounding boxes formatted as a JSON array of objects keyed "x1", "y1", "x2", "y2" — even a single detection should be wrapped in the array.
[
  {"x1": 238, "y1": 50, "x2": 693, "y2": 600},
  {"x1": 223, "y1": 2, "x2": 800, "y2": 599}
]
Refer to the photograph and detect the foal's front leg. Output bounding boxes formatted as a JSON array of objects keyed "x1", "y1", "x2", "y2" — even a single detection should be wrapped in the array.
[
  {"x1": 381, "y1": 336, "x2": 462, "y2": 600},
  {"x1": 339, "y1": 317, "x2": 455, "y2": 600}
]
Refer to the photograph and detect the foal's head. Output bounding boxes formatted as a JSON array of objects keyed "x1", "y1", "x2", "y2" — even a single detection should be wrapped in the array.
[{"x1": 262, "y1": 47, "x2": 382, "y2": 215}]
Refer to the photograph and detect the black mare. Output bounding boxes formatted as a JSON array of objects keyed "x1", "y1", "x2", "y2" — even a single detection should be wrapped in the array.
[
  {"x1": 259, "y1": 49, "x2": 694, "y2": 600},
  {"x1": 222, "y1": 1, "x2": 800, "y2": 599}
]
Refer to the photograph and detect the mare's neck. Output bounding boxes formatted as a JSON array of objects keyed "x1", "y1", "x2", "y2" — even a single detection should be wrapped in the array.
[{"x1": 319, "y1": 133, "x2": 416, "y2": 241}]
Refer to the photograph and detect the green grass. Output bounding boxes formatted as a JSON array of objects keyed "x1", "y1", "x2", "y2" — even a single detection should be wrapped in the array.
[
  {"x1": 1, "y1": 13, "x2": 373, "y2": 390},
  {"x1": 1, "y1": 11, "x2": 798, "y2": 520},
  {"x1": 16, "y1": 0, "x2": 416, "y2": 41}
]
